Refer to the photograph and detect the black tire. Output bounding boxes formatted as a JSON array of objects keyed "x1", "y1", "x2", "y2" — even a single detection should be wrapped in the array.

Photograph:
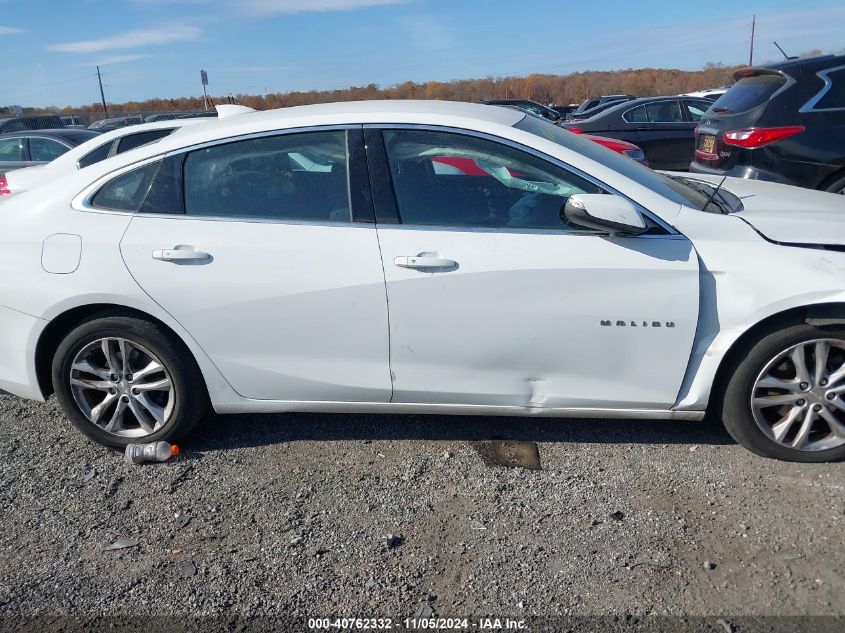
[
  {"x1": 822, "y1": 172, "x2": 845, "y2": 195},
  {"x1": 718, "y1": 322, "x2": 845, "y2": 462},
  {"x1": 52, "y1": 314, "x2": 207, "y2": 449}
]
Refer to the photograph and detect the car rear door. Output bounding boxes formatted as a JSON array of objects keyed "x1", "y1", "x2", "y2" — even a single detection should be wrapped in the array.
[
  {"x1": 0, "y1": 136, "x2": 27, "y2": 174},
  {"x1": 632, "y1": 100, "x2": 695, "y2": 170},
  {"x1": 368, "y1": 126, "x2": 699, "y2": 411},
  {"x1": 118, "y1": 127, "x2": 392, "y2": 403}
]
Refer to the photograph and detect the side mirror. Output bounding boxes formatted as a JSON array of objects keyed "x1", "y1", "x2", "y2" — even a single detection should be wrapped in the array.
[{"x1": 563, "y1": 194, "x2": 648, "y2": 235}]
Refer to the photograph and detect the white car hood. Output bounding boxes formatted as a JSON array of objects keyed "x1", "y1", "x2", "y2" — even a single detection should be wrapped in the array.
[{"x1": 682, "y1": 174, "x2": 845, "y2": 246}]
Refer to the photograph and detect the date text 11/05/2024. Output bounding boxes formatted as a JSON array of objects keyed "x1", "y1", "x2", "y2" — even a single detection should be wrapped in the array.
[{"x1": 307, "y1": 617, "x2": 528, "y2": 630}]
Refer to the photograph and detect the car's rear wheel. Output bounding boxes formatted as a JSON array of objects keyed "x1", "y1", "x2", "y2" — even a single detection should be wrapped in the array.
[
  {"x1": 720, "y1": 323, "x2": 845, "y2": 462},
  {"x1": 52, "y1": 315, "x2": 207, "y2": 449}
]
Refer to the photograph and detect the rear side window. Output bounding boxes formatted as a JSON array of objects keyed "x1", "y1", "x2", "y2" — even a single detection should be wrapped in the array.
[
  {"x1": 0, "y1": 137, "x2": 24, "y2": 161},
  {"x1": 78, "y1": 141, "x2": 113, "y2": 168},
  {"x1": 91, "y1": 161, "x2": 161, "y2": 211},
  {"x1": 624, "y1": 105, "x2": 647, "y2": 123},
  {"x1": 683, "y1": 100, "x2": 710, "y2": 121},
  {"x1": 815, "y1": 68, "x2": 845, "y2": 110},
  {"x1": 117, "y1": 129, "x2": 173, "y2": 154},
  {"x1": 645, "y1": 101, "x2": 683, "y2": 122},
  {"x1": 182, "y1": 130, "x2": 351, "y2": 222},
  {"x1": 710, "y1": 74, "x2": 786, "y2": 114},
  {"x1": 29, "y1": 137, "x2": 69, "y2": 162}
]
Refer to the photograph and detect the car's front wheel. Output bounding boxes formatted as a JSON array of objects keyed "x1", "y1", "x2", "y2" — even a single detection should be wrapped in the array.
[
  {"x1": 720, "y1": 323, "x2": 845, "y2": 462},
  {"x1": 52, "y1": 315, "x2": 207, "y2": 449}
]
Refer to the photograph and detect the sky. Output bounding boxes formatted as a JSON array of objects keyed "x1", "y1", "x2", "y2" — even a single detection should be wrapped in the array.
[{"x1": 1, "y1": 0, "x2": 843, "y2": 107}]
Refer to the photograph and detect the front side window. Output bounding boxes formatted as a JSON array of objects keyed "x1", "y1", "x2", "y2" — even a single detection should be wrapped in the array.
[
  {"x1": 182, "y1": 130, "x2": 351, "y2": 222},
  {"x1": 0, "y1": 137, "x2": 24, "y2": 161},
  {"x1": 78, "y1": 141, "x2": 114, "y2": 168},
  {"x1": 29, "y1": 137, "x2": 70, "y2": 162},
  {"x1": 91, "y1": 161, "x2": 161, "y2": 211},
  {"x1": 645, "y1": 101, "x2": 683, "y2": 123},
  {"x1": 382, "y1": 129, "x2": 603, "y2": 230}
]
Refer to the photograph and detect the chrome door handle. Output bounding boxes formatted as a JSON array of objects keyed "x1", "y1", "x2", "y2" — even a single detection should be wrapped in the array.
[
  {"x1": 394, "y1": 254, "x2": 457, "y2": 270},
  {"x1": 152, "y1": 248, "x2": 211, "y2": 262}
]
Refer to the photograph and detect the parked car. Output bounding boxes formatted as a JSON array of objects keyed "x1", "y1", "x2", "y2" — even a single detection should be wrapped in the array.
[
  {"x1": 690, "y1": 54, "x2": 845, "y2": 193},
  {"x1": 61, "y1": 115, "x2": 87, "y2": 129},
  {"x1": 549, "y1": 103, "x2": 579, "y2": 117},
  {"x1": 561, "y1": 96, "x2": 714, "y2": 170},
  {"x1": 567, "y1": 95, "x2": 637, "y2": 120},
  {"x1": 566, "y1": 98, "x2": 638, "y2": 123},
  {"x1": 87, "y1": 116, "x2": 143, "y2": 132},
  {"x1": 0, "y1": 114, "x2": 65, "y2": 133},
  {"x1": 0, "y1": 129, "x2": 100, "y2": 177},
  {"x1": 1, "y1": 120, "x2": 205, "y2": 196},
  {"x1": 682, "y1": 87, "x2": 731, "y2": 101},
  {"x1": 498, "y1": 104, "x2": 647, "y2": 164},
  {"x1": 3, "y1": 101, "x2": 845, "y2": 462},
  {"x1": 481, "y1": 99, "x2": 561, "y2": 121}
]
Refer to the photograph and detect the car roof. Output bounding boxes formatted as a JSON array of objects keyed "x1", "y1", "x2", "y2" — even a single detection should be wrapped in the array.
[{"x1": 0, "y1": 128, "x2": 99, "y2": 142}]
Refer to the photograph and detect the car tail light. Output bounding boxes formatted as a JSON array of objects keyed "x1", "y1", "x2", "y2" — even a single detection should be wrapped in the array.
[
  {"x1": 0, "y1": 175, "x2": 10, "y2": 196},
  {"x1": 722, "y1": 126, "x2": 804, "y2": 149},
  {"x1": 569, "y1": 128, "x2": 583, "y2": 134}
]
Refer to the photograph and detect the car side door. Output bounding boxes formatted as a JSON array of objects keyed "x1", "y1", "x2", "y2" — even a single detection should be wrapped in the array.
[
  {"x1": 631, "y1": 100, "x2": 694, "y2": 170},
  {"x1": 116, "y1": 127, "x2": 392, "y2": 403},
  {"x1": 367, "y1": 126, "x2": 699, "y2": 411}
]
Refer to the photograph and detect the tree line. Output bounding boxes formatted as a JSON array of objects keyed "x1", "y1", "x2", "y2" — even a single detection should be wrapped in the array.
[{"x1": 10, "y1": 63, "x2": 746, "y2": 117}]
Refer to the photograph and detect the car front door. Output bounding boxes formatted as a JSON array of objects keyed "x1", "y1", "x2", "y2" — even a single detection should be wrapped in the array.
[
  {"x1": 632, "y1": 100, "x2": 695, "y2": 170},
  {"x1": 369, "y1": 127, "x2": 699, "y2": 411},
  {"x1": 118, "y1": 127, "x2": 392, "y2": 402}
]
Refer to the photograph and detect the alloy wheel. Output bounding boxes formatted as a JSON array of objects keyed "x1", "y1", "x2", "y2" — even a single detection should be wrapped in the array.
[
  {"x1": 751, "y1": 338, "x2": 845, "y2": 451},
  {"x1": 69, "y1": 337, "x2": 175, "y2": 438}
]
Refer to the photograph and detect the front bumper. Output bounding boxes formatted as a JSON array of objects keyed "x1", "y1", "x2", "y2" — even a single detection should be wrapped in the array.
[{"x1": 0, "y1": 305, "x2": 47, "y2": 401}]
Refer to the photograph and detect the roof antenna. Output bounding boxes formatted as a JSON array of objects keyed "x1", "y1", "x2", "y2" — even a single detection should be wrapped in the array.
[{"x1": 773, "y1": 41, "x2": 790, "y2": 60}]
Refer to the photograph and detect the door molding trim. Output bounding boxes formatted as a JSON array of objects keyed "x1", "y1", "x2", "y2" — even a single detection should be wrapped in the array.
[{"x1": 212, "y1": 399, "x2": 705, "y2": 420}]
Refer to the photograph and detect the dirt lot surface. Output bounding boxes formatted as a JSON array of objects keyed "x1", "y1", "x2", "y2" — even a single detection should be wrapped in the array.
[{"x1": 0, "y1": 393, "x2": 843, "y2": 629}]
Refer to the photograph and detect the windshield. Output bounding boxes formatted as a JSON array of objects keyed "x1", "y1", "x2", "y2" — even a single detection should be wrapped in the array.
[
  {"x1": 514, "y1": 114, "x2": 726, "y2": 212},
  {"x1": 708, "y1": 74, "x2": 786, "y2": 114}
]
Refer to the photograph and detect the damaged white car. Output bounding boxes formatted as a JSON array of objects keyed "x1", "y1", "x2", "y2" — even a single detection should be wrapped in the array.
[{"x1": 1, "y1": 100, "x2": 844, "y2": 462}]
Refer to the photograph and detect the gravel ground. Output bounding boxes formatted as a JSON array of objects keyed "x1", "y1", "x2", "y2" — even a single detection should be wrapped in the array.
[{"x1": 0, "y1": 392, "x2": 843, "y2": 628}]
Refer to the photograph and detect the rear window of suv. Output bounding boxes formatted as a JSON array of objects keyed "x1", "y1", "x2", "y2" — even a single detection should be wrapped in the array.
[{"x1": 709, "y1": 74, "x2": 786, "y2": 114}]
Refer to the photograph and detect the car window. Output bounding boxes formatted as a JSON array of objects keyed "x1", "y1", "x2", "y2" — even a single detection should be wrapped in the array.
[
  {"x1": 182, "y1": 130, "x2": 350, "y2": 222},
  {"x1": 78, "y1": 141, "x2": 114, "y2": 168},
  {"x1": 29, "y1": 137, "x2": 70, "y2": 162},
  {"x1": 0, "y1": 137, "x2": 24, "y2": 161},
  {"x1": 645, "y1": 101, "x2": 683, "y2": 123},
  {"x1": 816, "y1": 68, "x2": 845, "y2": 110},
  {"x1": 711, "y1": 74, "x2": 786, "y2": 114},
  {"x1": 117, "y1": 129, "x2": 173, "y2": 154},
  {"x1": 382, "y1": 129, "x2": 603, "y2": 230},
  {"x1": 683, "y1": 100, "x2": 710, "y2": 121},
  {"x1": 91, "y1": 161, "x2": 161, "y2": 211},
  {"x1": 624, "y1": 105, "x2": 647, "y2": 123}
]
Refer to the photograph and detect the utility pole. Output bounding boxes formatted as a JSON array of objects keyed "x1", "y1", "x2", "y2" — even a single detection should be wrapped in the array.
[
  {"x1": 96, "y1": 65, "x2": 108, "y2": 117},
  {"x1": 200, "y1": 70, "x2": 209, "y2": 112},
  {"x1": 749, "y1": 14, "x2": 756, "y2": 66}
]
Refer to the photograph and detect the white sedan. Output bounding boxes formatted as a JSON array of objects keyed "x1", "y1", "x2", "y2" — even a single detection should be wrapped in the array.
[{"x1": 0, "y1": 100, "x2": 844, "y2": 462}]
